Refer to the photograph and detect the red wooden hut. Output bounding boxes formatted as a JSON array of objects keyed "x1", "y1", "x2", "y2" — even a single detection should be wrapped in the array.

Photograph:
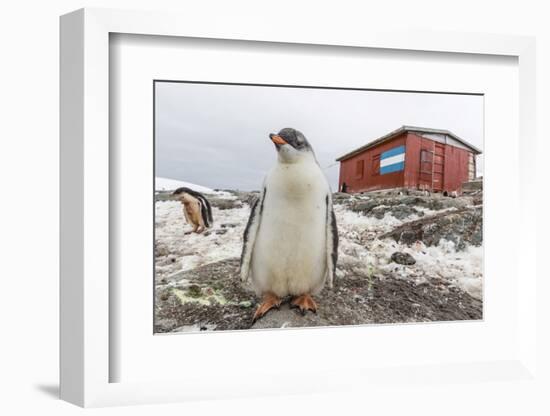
[{"x1": 336, "y1": 126, "x2": 482, "y2": 194}]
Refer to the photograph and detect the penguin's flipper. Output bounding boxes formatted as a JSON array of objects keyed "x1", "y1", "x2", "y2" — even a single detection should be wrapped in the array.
[
  {"x1": 325, "y1": 193, "x2": 339, "y2": 288},
  {"x1": 239, "y1": 187, "x2": 266, "y2": 282},
  {"x1": 196, "y1": 194, "x2": 213, "y2": 228}
]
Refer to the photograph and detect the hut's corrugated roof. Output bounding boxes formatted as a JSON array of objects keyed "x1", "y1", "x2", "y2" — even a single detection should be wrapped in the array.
[{"x1": 336, "y1": 126, "x2": 482, "y2": 161}]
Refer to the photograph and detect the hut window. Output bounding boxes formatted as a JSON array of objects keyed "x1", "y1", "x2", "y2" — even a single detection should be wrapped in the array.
[
  {"x1": 356, "y1": 160, "x2": 364, "y2": 178},
  {"x1": 372, "y1": 155, "x2": 380, "y2": 175}
]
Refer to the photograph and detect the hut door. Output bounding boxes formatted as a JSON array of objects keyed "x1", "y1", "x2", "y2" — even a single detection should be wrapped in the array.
[
  {"x1": 433, "y1": 143, "x2": 445, "y2": 192},
  {"x1": 419, "y1": 148, "x2": 433, "y2": 190}
]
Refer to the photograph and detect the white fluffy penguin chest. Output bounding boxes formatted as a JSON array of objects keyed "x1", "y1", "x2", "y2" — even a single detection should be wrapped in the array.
[
  {"x1": 271, "y1": 161, "x2": 324, "y2": 196},
  {"x1": 251, "y1": 161, "x2": 329, "y2": 297},
  {"x1": 264, "y1": 162, "x2": 328, "y2": 222}
]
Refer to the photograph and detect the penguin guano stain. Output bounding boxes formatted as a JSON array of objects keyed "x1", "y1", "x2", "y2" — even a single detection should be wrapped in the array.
[{"x1": 336, "y1": 126, "x2": 482, "y2": 195}]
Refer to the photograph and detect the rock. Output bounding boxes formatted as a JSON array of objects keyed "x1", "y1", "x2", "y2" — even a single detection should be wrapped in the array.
[
  {"x1": 379, "y1": 206, "x2": 483, "y2": 250},
  {"x1": 155, "y1": 191, "x2": 175, "y2": 202},
  {"x1": 208, "y1": 197, "x2": 243, "y2": 210},
  {"x1": 224, "y1": 190, "x2": 260, "y2": 206},
  {"x1": 371, "y1": 204, "x2": 424, "y2": 220},
  {"x1": 391, "y1": 252, "x2": 416, "y2": 265},
  {"x1": 349, "y1": 199, "x2": 378, "y2": 214},
  {"x1": 393, "y1": 205, "x2": 425, "y2": 220},
  {"x1": 345, "y1": 192, "x2": 470, "y2": 220},
  {"x1": 332, "y1": 192, "x2": 354, "y2": 202},
  {"x1": 462, "y1": 179, "x2": 483, "y2": 194},
  {"x1": 398, "y1": 230, "x2": 418, "y2": 246}
]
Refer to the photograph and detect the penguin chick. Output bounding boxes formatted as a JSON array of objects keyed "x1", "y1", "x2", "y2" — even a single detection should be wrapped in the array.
[
  {"x1": 240, "y1": 128, "x2": 338, "y2": 323},
  {"x1": 172, "y1": 187, "x2": 213, "y2": 234}
]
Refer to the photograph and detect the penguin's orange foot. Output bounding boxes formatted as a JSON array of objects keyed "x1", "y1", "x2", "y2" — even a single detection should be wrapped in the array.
[
  {"x1": 252, "y1": 293, "x2": 282, "y2": 323},
  {"x1": 290, "y1": 294, "x2": 317, "y2": 315}
]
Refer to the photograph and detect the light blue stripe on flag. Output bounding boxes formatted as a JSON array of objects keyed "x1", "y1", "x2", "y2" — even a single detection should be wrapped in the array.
[
  {"x1": 380, "y1": 161, "x2": 405, "y2": 174},
  {"x1": 381, "y1": 145, "x2": 405, "y2": 159}
]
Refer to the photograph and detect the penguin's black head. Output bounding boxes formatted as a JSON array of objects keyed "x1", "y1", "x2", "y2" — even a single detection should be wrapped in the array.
[
  {"x1": 269, "y1": 128, "x2": 311, "y2": 151},
  {"x1": 269, "y1": 128, "x2": 316, "y2": 164},
  {"x1": 172, "y1": 187, "x2": 192, "y2": 196}
]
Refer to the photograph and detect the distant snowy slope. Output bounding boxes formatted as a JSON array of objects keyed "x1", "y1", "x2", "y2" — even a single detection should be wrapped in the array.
[{"x1": 155, "y1": 177, "x2": 214, "y2": 193}]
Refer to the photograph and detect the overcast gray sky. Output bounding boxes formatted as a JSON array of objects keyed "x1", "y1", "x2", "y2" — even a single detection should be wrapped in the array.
[{"x1": 155, "y1": 82, "x2": 483, "y2": 191}]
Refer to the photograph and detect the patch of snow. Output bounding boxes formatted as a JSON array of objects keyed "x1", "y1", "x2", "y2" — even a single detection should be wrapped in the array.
[
  {"x1": 332, "y1": 203, "x2": 483, "y2": 299},
  {"x1": 155, "y1": 200, "x2": 249, "y2": 279},
  {"x1": 415, "y1": 206, "x2": 459, "y2": 216},
  {"x1": 374, "y1": 239, "x2": 483, "y2": 299},
  {"x1": 155, "y1": 177, "x2": 214, "y2": 193}
]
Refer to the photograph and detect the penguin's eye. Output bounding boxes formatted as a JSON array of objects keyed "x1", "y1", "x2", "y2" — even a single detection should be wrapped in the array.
[{"x1": 294, "y1": 135, "x2": 305, "y2": 148}]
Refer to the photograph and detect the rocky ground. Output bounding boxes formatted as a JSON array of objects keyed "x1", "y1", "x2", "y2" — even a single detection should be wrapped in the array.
[{"x1": 154, "y1": 187, "x2": 483, "y2": 333}]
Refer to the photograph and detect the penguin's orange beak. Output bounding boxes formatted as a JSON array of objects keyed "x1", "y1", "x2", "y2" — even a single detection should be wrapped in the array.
[{"x1": 270, "y1": 134, "x2": 287, "y2": 145}]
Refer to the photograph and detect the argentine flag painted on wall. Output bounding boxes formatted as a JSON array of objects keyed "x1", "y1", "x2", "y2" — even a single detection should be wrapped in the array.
[{"x1": 380, "y1": 145, "x2": 406, "y2": 175}]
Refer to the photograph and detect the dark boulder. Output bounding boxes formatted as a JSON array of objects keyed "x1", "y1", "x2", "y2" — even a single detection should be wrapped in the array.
[{"x1": 391, "y1": 252, "x2": 416, "y2": 265}]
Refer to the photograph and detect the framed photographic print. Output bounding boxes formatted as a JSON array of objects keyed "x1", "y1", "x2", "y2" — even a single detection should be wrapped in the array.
[{"x1": 60, "y1": 8, "x2": 539, "y2": 408}]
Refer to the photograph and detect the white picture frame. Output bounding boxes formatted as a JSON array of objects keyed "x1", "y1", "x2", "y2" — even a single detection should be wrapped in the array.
[{"x1": 60, "y1": 8, "x2": 538, "y2": 408}]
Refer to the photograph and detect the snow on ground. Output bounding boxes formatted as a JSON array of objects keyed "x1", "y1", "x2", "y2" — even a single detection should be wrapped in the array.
[
  {"x1": 155, "y1": 194, "x2": 483, "y2": 299},
  {"x1": 155, "y1": 198, "x2": 248, "y2": 280},
  {"x1": 155, "y1": 177, "x2": 215, "y2": 193},
  {"x1": 333, "y1": 203, "x2": 483, "y2": 299}
]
